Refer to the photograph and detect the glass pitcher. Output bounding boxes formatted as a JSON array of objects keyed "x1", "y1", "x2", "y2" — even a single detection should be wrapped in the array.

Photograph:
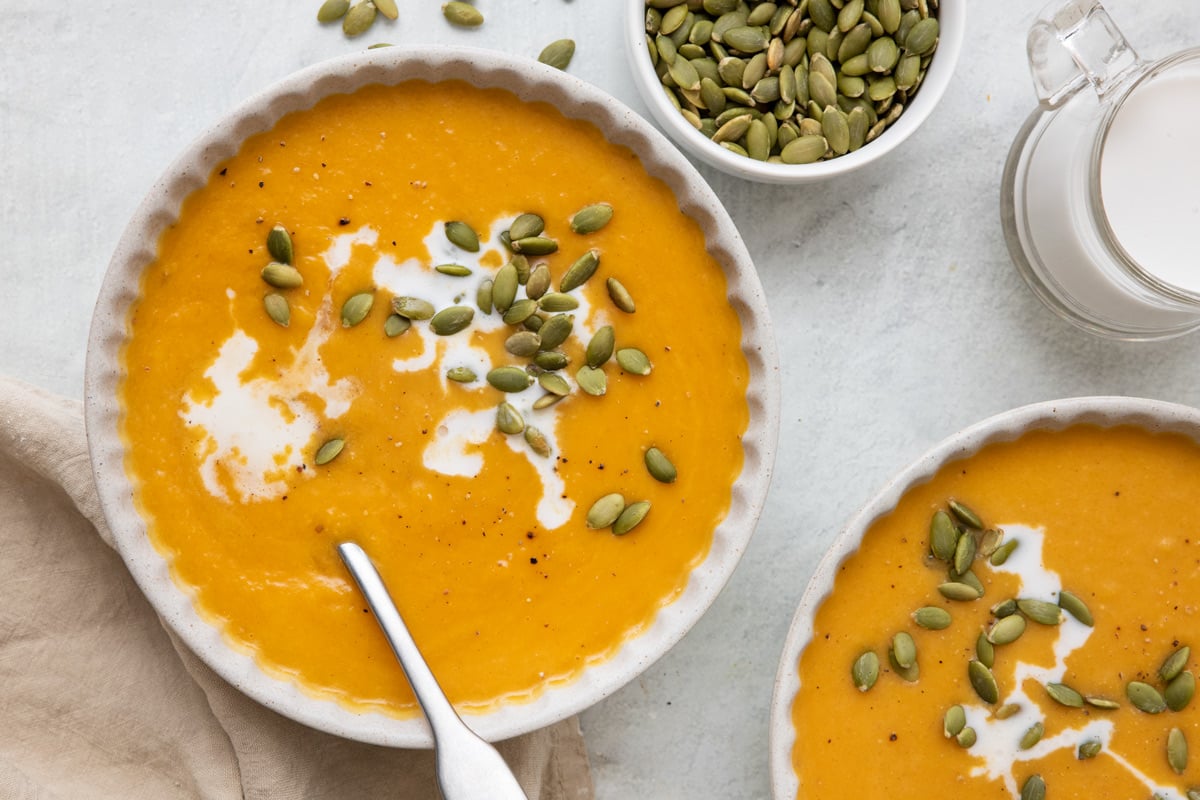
[{"x1": 1001, "y1": 0, "x2": 1200, "y2": 340}]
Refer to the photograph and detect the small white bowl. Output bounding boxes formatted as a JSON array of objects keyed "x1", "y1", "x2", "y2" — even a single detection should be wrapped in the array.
[
  {"x1": 85, "y1": 45, "x2": 781, "y2": 748},
  {"x1": 624, "y1": 0, "x2": 966, "y2": 184},
  {"x1": 767, "y1": 396, "x2": 1200, "y2": 798}
]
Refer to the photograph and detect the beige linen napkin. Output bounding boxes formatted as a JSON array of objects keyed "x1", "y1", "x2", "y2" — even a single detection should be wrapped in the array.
[{"x1": 0, "y1": 376, "x2": 593, "y2": 800}]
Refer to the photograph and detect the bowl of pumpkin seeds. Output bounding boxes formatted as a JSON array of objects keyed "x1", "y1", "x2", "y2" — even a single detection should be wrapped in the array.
[{"x1": 627, "y1": 0, "x2": 964, "y2": 182}]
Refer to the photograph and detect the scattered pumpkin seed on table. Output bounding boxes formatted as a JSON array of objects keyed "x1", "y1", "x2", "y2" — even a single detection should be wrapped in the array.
[
  {"x1": 443, "y1": 1, "x2": 484, "y2": 27},
  {"x1": 342, "y1": 1, "x2": 377, "y2": 37},
  {"x1": 539, "y1": 39, "x2": 576, "y2": 70}
]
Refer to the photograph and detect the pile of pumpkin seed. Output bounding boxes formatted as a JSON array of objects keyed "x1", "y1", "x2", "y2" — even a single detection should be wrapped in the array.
[
  {"x1": 849, "y1": 498, "x2": 1199, "y2": 799},
  {"x1": 260, "y1": 208, "x2": 677, "y2": 536},
  {"x1": 644, "y1": 0, "x2": 939, "y2": 163}
]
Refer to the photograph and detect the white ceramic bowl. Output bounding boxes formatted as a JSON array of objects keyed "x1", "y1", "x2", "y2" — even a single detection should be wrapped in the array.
[
  {"x1": 767, "y1": 396, "x2": 1200, "y2": 798},
  {"x1": 85, "y1": 45, "x2": 780, "y2": 748},
  {"x1": 624, "y1": 0, "x2": 966, "y2": 184}
]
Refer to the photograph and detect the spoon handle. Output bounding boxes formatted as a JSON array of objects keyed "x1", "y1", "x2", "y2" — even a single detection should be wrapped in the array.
[{"x1": 337, "y1": 542, "x2": 529, "y2": 800}]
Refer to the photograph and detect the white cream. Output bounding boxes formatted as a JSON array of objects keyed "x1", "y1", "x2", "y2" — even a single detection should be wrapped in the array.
[{"x1": 963, "y1": 524, "x2": 1182, "y2": 799}]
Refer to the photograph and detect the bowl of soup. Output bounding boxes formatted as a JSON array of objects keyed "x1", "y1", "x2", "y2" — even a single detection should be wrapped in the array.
[
  {"x1": 86, "y1": 45, "x2": 780, "y2": 747},
  {"x1": 770, "y1": 397, "x2": 1200, "y2": 799}
]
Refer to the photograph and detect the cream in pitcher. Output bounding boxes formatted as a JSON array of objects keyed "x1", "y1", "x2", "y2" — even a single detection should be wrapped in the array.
[{"x1": 1001, "y1": 0, "x2": 1200, "y2": 340}]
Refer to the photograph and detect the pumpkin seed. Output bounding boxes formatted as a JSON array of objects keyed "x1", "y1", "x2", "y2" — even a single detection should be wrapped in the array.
[
  {"x1": 576, "y1": 365, "x2": 607, "y2": 396},
  {"x1": 1170, "y1": 727, "x2": 1189, "y2": 775},
  {"x1": 1084, "y1": 695, "x2": 1121, "y2": 710},
  {"x1": 904, "y1": 16, "x2": 939, "y2": 55},
  {"x1": 616, "y1": 348, "x2": 652, "y2": 375},
  {"x1": 476, "y1": 279, "x2": 494, "y2": 314},
  {"x1": 538, "y1": 39, "x2": 576, "y2": 70},
  {"x1": 994, "y1": 703, "x2": 1021, "y2": 720},
  {"x1": 1078, "y1": 739, "x2": 1103, "y2": 759},
  {"x1": 509, "y1": 213, "x2": 545, "y2": 241},
  {"x1": 392, "y1": 296, "x2": 435, "y2": 320},
  {"x1": 502, "y1": 299, "x2": 539, "y2": 326},
  {"x1": 948, "y1": 499, "x2": 983, "y2": 529},
  {"x1": 957, "y1": 569, "x2": 985, "y2": 597},
  {"x1": 1018, "y1": 598, "x2": 1063, "y2": 625},
  {"x1": 262, "y1": 262, "x2": 303, "y2": 289},
  {"x1": 429, "y1": 305, "x2": 475, "y2": 335},
  {"x1": 446, "y1": 366, "x2": 476, "y2": 383},
  {"x1": 505, "y1": 331, "x2": 541, "y2": 357},
  {"x1": 534, "y1": 351, "x2": 568, "y2": 371},
  {"x1": 384, "y1": 313, "x2": 410, "y2": 337},
  {"x1": 539, "y1": 292, "x2": 580, "y2": 312},
  {"x1": 943, "y1": 705, "x2": 965, "y2": 738},
  {"x1": 891, "y1": 631, "x2": 916, "y2": 670},
  {"x1": 644, "y1": 447, "x2": 678, "y2": 483},
  {"x1": 511, "y1": 254, "x2": 531, "y2": 284},
  {"x1": 1045, "y1": 682, "x2": 1084, "y2": 708},
  {"x1": 538, "y1": 372, "x2": 570, "y2": 397},
  {"x1": 979, "y1": 528, "x2": 1003, "y2": 557},
  {"x1": 955, "y1": 727, "x2": 976, "y2": 748},
  {"x1": 560, "y1": 250, "x2": 601, "y2": 292},
  {"x1": 929, "y1": 510, "x2": 957, "y2": 562},
  {"x1": 532, "y1": 393, "x2": 563, "y2": 410},
  {"x1": 781, "y1": 135, "x2": 828, "y2": 164},
  {"x1": 374, "y1": 0, "x2": 398, "y2": 19},
  {"x1": 938, "y1": 582, "x2": 981, "y2": 601},
  {"x1": 1052, "y1": 590, "x2": 1093, "y2": 626},
  {"x1": 821, "y1": 105, "x2": 850, "y2": 154},
  {"x1": 1127, "y1": 681, "x2": 1168, "y2": 714},
  {"x1": 851, "y1": 650, "x2": 879, "y2": 691},
  {"x1": 342, "y1": 1, "x2": 376, "y2": 36},
  {"x1": 990, "y1": 539, "x2": 1018, "y2": 565},
  {"x1": 571, "y1": 203, "x2": 614, "y2": 234},
  {"x1": 613, "y1": 501, "x2": 651, "y2": 535},
  {"x1": 1019, "y1": 721, "x2": 1044, "y2": 750},
  {"x1": 443, "y1": 1, "x2": 484, "y2": 27},
  {"x1": 976, "y1": 631, "x2": 995, "y2": 668},
  {"x1": 524, "y1": 426, "x2": 551, "y2": 457},
  {"x1": 582, "y1": 327, "x2": 614, "y2": 369},
  {"x1": 988, "y1": 614, "x2": 1026, "y2": 646},
  {"x1": 512, "y1": 236, "x2": 559, "y2": 256},
  {"x1": 1166, "y1": 671, "x2": 1196, "y2": 712},
  {"x1": 264, "y1": 293, "x2": 290, "y2": 327},
  {"x1": 1020, "y1": 774, "x2": 1046, "y2": 800},
  {"x1": 435, "y1": 263, "x2": 472, "y2": 277},
  {"x1": 267, "y1": 224, "x2": 293, "y2": 264},
  {"x1": 1161, "y1": 646, "x2": 1191, "y2": 682},
  {"x1": 991, "y1": 598, "x2": 1018, "y2": 617},
  {"x1": 487, "y1": 366, "x2": 533, "y2": 393},
  {"x1": 968, "y1": 660, "x2": 999, "y2": 704},
  {"x1": 314, "y1": 437, "x2": 345, "y2": 465},
  {"x1": 668, "y1": 56, "x2": 702, "y2": 91},
  {"x1": 341, "y1": 292, "x2": 374, "y2": 327},
  {"x1": 444, "y1": 220, "x2": 480, "y2": 252},
  {"x1": 496, "y1": 402, "x2": 525, "y2": 434},
  {"x1": 492, "y1": 262, "x2": 519, "y2": 313},
  {"x1": 525, "y1": 264, "x2": 552, "y2": 300},
  {"x1": 587, "y1": 493, "x2": 626, "y2": 529},
  {"x1": 952, "y1": 527, "x2": 976, "y2": 575},
  {"x1": 713, "y1": 113, "x2": 754, "y2": 143},
  {"x1": 318, "y1": 0, "x2": 350, "y2": 23},
  {"x1": 912, "y1": 606, "x2": 951, "y2": 630},
  {"x1": 538, "y1": 314, "x2": 574, "y2": 350},
  {"x1": 890, "y1": 647, "x2": 919, "y2": 682},
  {"x1": 607, "y1": 278, "x2": 636, "y2": 313}
]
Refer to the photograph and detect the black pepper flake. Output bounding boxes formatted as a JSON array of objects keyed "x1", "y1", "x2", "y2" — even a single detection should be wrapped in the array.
[
  {"x1": 889, "y1": 733, "x2": 898, "y2": 741},
  {"x1": 219, "y1": 168, "x2": 227, "y2": 176},
  {"x1": 530, "y1": 558, "x2": 538, "y2": 565},
  {"x1": 339, "y1": 217, "x2": 351, "y2": 226},
  {"x1": 258, "y1": 181, "x2": 265, "y2": 188}
]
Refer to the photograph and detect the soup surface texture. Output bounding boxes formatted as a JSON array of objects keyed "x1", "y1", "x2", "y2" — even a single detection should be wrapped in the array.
[
  {"x1": 792, "y1": 425, "x2": 1200, "y2": 799},
  {"x1": 120, "y1": 80, "x2": 749, "y2": 715}
]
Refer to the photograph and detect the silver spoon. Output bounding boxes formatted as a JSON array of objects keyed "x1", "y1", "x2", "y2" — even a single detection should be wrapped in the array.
[{"x1": 337, "y1": 542, "x2": 530, "y2": 800}]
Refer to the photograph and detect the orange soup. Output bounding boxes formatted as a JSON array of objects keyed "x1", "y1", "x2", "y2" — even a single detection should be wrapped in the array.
[
  {"x1": 792, "y1": 425, "x2": 1200, "y2": 799},
  {"x1": 120, "y1": 80, "x2": 749, "y2": 715}
]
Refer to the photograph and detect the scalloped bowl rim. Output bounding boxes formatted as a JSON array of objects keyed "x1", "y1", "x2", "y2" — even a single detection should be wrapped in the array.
[
  {"x1": 84, "y1": 45, "x2": 781, "y2": 749},
  {"x1": 767, "y1": 396, "x2": 1200, "y2": 798}
]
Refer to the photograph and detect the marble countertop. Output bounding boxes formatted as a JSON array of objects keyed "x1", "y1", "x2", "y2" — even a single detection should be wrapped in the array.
[{"x1": 4, "y1": 2, "x2": 1200, "y2": 797}]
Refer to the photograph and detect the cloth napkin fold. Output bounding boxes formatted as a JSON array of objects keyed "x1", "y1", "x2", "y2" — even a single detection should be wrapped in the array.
[{"x1": 0, "y1": 376, "x2": 593, "y2": 800}]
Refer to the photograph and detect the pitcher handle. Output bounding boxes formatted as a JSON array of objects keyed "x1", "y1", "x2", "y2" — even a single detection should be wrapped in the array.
[{"x1": 1027, "y1": 0, "x2": 1142, "y2": 108}]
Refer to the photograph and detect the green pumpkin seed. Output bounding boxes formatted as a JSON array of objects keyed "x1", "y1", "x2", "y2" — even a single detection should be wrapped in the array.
[
  {"x1": 938, "y1": 582, "x2": 981, "y2": 602},
  {"x1": 994, "y1": 703, "x2": 1021, "y2": 720},
  {"x1": 374, "y1": 0, "x2": 398, "y2": 19},
  {"x1": 990, "y1": 539, "x2": 1018, "y2": 565},
  {"x1": 607, "y1": 278, "x2": 636, "y2": 313},
  {"x1": 392, "y1": 296, "x2": 435, "y2": 320},
  {"x1": 1084, "y1": 695, "x2": 1121, "y2": 710},
  {"x1": 524, "y1": 426, "x2": 551, "y2": 457},
  {"x1": 979, "y1": 529, "x2": 1003, "y2": 557},
  {"x1": 435, "y1": 263, "x2": 472, "y2": 277},
  {"x1": 444, "y1": 221, "x2": 480, "y2": 252},
  {"x1": 968, "y1": 660, "x2": 999, "y2": 704},
  {"x1": 878, "y1": 0, "x2": 902, "y2": 32},
  {"x1": 948, "y1": 499, "x2": 983, "y2": 529},
  {"x1": 475, "y1": 279, "x2": 494, "y2": 314},
  {"x1": 587, "y1": 493, "x2": 626, "y2": 529},
  {"x1": 991, "y1": 598, "x2": 1019, "y2": 617},
  {"x1": 780, "y1": 135, "x2": 828, "y2": 164},
  {"x1": 929, "y1": 510, "x2": 957, "y2": 562},
  {"x1": 723, "y1": 26, "x2": 769, "y2": 53},
  {"x1": 534, "y1": 350, "x2": 568, "y2": 371},
  {"x1": 571, "y1": 203, "x2": 614, "y2": 235},
  {"x1": 1045, "y1": 682, "x2": 1084, "y2": 708},
  {"x1": 538, "y1": 372, "x2": 570, "y2": 397},
  {"x1": 496, "y1": 402, "x2": 525, "y2": 434},
  {"x1": 1078, "y1": 739, "x2": 1103, "y2": 759},
  {"x1": 613, "y1": 500, "x2": 651, "y2": 535},
  {"x1": 837, "y1": 23, "x2": 873, "y2": 63},
  {"x1": 263, "y1": 293, "x2": 290, "y2": 327},
  {"x1": 867, "y1": 36, "x2": 901, "y2": 73},
  {"x1": 502, "y1": 299, "x2": 539, "y2": 326},
  {"x1": 976, "y1": 631, "x2": 995, "y2": 668},
  {"x1": 487, "y1": 366, "x2": 533, "y2": 393},
  {"x1": 262, "y1": 262, "x2": 303, "y2": 289},
  {"x1": 1127, "y1": 681, "x2": 1168, "y2": 713},
  {"x1": 505, "y1": 331, "x2": 541, "y2": 357},
  {"x1": 943, "y1": 704, "x2": 965, "y2": 738},
  {"x1": 558, "y1": 250, "x2": 600, "y2": 293},
  {"x1": 953, "y1": 530, "x2": 976, "y2": 576},
  {"x1": 645, "y1": 447, "x2": 678, "y2": 483},
  {"x1": 539, "y1": 292, "x2": 580, "y2": 312},
  {"x1": 988, "y1": 614, "x2": 1027, "y2": 646},
  {"x1": 429, "y1": 305, "x2": 475, "y2": 335},
  {"x1": 342, "y1": 1, "x2": 376, "y2": 36},
  {"x1": 509, "y1": 213, "x2": 545, "y2": 241},
  {"x1": 1170, "y1": 727, "x2": 1189, "y2": 774},
  {"x1": 851, "y1": 650, "x2": 879, "y2": 691},
  {"x1": 668, "y1": 56, "x2": 702, "y2": 91},
  {"x1": 713, "y1": 113, "x2": 754, "y2": 143},
  {"x1": 891, "y1": 631, "x2": 916, "y2": 670},
  {"x1": 318, "y1": 0, "x2": 350, "y2": 23},
  {"x1": 587, "y1": 326, "x2": 616, "y2": 368},
  {"x1": 616, "y1": 348, "x2": 652, "y2": 376},
  {"x1": 955, "y1": 727, "x2": 976, "y2": 748},
  {"x1": 1020, "y1": 775, "x2": 1045, "y2": 800},
  {"x1": 838, "y1": 0, "x2": 864, "y2": 31},
  {"x1": 524, "y1": 314, "x2": 545, "y2": 332},
  {"x1": 576, "y1": 365, "x2": 607, "y2": 396},
  {"x1": 1053, "y1": 590, "x2": 1093, "y2": 626},
  {"x1": 446, "y1": 366, "x2": 476, "y2": 383},
  {"x1": 809, "y1": 0, "x2": 836, "y2": 31},
  {"x1": 341, "y1": 292, "x2": 374, "y2": 327},
  {"x1": 822, "y1": 105, "x2": 850, "y2": 155},
  {"x1": 1018, "y1": 598, "x2": 1063, "y2": 625},
  {"x1": 904, "y1": 16, "x2": 939, "y2": 55},
  {"x1": 492, "y1": 262, "x2": 519, "y2": 313},
  {"x1": 1161, "y1": 646, "x2": 1191, "y2": 682},
  {"x1": 745, "y1": 118, "x2": 771, "y2": 160},
  {"x1": 890, "y1": 647, "x2": 919, "y2": 682},
  {"x1": 314, "y1": 437, "x2": 345, "y2": 465},
  {"x1": 1019, "y1": 721, "x2": 1044, "y2": 750},
  {"x1": 443, "y1": 1, "x2": 484, "y2": 27},
  {"x1": 867, "y1": 75, "x2": 897, "y2": 102},
  {"x1": 912, "y1": 606, "x2": 951, "y2": 630},
  {"x1": 660, "y1": 3, "x2": 689, "y2": 34},
  {"x1": 510, "y1": 254, "x2": 531, "y2": 284},
  {"x1": 538, "y1": 314, "x2": 574, "y2": 350},
  {"x1": 267, "y1": 225, "x2": 293, "y2": 264},
  {"x1": 1166, "y1": 671, "x2": 1196, "y2": 712},
  {"x1": 538, "y1": 39, "x2": 576, "y2": 70},
  {"x1": 512, "y1": 236, "x2": 559, "y2": 256},
  {"x1": 532, "y1": 393, "x2": 563, "y2": 410},
  {"x1": 895, "y1": 53, "x2": 922, "y2": 90},
  {"x1": 384, "y1": 313, "x2": 410, "y2": 337},
  {"x1": 525, "y1": 263, "x2": 551, "y2": 300},
  {"x1": 957, "y1": 569, "x2": 985, "y2": 597}
]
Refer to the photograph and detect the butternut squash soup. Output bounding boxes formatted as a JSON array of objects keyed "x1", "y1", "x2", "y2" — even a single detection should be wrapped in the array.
[
  {"x1": 792, "y1": 425, "x2": 1200, "y2": 800},
  {"x1": 119, "y1": 80, "x2": 749, "y2": 716}
]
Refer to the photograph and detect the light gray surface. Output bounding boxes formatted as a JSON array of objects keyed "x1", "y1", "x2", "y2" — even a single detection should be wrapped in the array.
[{"x1": 3, "y1": 2, "x2": 1199, "y2": 798}]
